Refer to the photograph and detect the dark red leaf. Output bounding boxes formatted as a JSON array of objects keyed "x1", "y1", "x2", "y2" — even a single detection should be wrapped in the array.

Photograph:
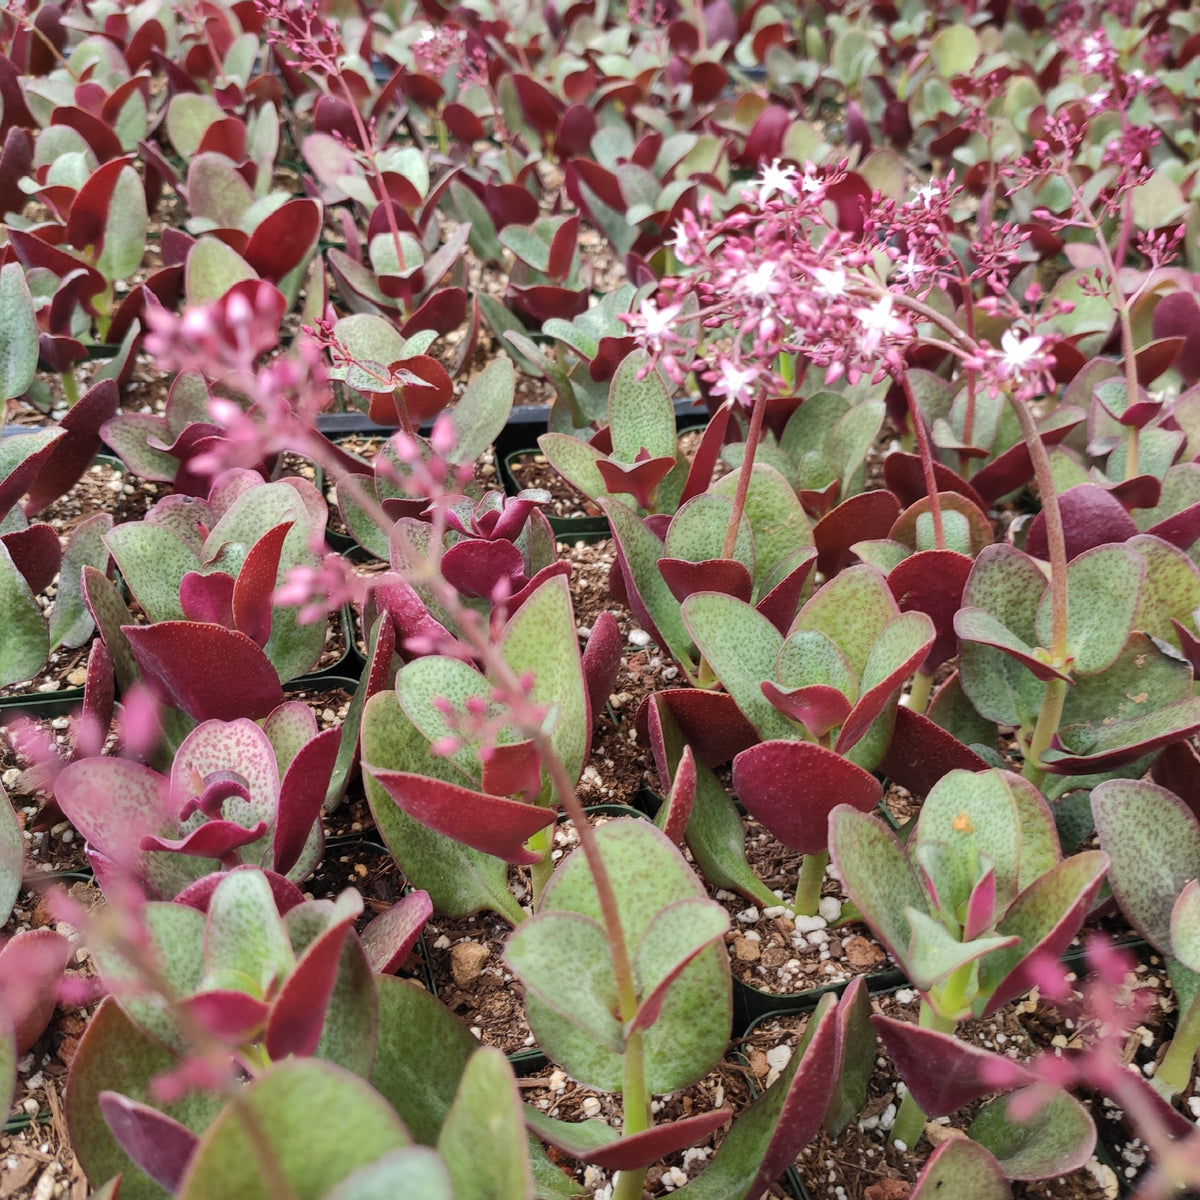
[
  {"x1": 243, "y1": 199, "x2": 321, "y2": 284},
  {"x1": 813, "y1": 491, "x2": 902, "y2": 579},
  {"x1": 1, "y1": 524, "x2": 61, "y2": 594},
  {"x1": 547, "y1": 215, "x2": 579, "y2": 281},
  {"x1": 231, "y1": 521, "x2": 292, "y2": 646},
  {"x1": 657, "y1": 745, "x2": 696, "y2": 846},
  {"x1": 365, "y1": 767, "x2": 556, "y2": 865},
  {"x1": 182, "y1": 989, "x2": 270, "y2": 1042},
  {"x1": 22, "y1": 379, "x2": 119, "y2": 516},
  {"x1": 0, "y1": 56, "x2": 35, "y2": 136},
  {"x1": 1153, "y1": 292, "x2": 1200, "y2": 385},
  {"x1": 123, "y1": 621, "x2": 283, "y2": 721},
  {"x1": 273, "y1": 727, "x2": 338, "y2": 876},
  {"x1": 582, "y1": 611, "x2": 622, "y2": 727},
  {"x1": 368, "y1": 355, "x2": 454, "y2": 426},
  {"x1": 141, "y1": 819, "x2": 268, "y2": 861},
  {"x1": 265, "y1": 914, "x2": 356, "y2": 1059},
  {"x1": 658, "y1": 557, "x2": 753, "y2": 604},
  {"x1": 441, "y1": 538, "x2": 527, "y2": 600},
  {"x1": 638, "y1": 689, "x2": 760, "y2": 773},
  {"x1": 887, "y1": 550, "x2": 973, "y2": 672},
  {"x1": 760, "y1": 682, "x2": 851, "y2": 741},
  {"x1": 555, "y1": 104, "x2": 595, "y2": 159},
  {"x1": 968, "y1": 409, "x2": 1084, "y2": 503},
  {"x1": 1147, "y1": 499, "x2": 1200, "y2": 555},
  {"x1": 0, "y1": 929, "x2": 71, "y2": 1053},
  {"x1": 99, "y1": 1093, "x2": 197, "y2": 1193},
  {"x1": 733, "y1": 741, "x2": 882, "y2": 855},
  {"x1": 512, "y1": 74, "x2": 563, "y2": 136},
  {"x1": 0, "y1": 126, "x2": 32, "y2": 218},
  {"x1": 179, "y1": 571, "x2": 236, "y2": 628},
  {"x1": 690, "y1": 61, "x2": 727, "y2": 104},
  {"x1": 482, "y1": 181, "x2": 540, "y2": 230},
  {"x1": 6, "y1": 228, "x2": 105, "y2": 309},
  {"x1": 545, "y1": 1108, "x2": 731, "y2": 1171},
  {"x1": 756, "y1": 548, "x2": 818, "y2": 635},
  {"x1": 872, "y1": 1015, "x2": 1035, "y2": 1117},
  {"x1": 52, "y1": 106, "x2": 123, "y2": 163},
  {"x1": 481, "y1": 740, "x2": 542, "y2": 803},
  {"x1": 173, "y1": 866, "x2": 306, "y2": 914},
  {"x1": 595, "y1": 455, "x2": 678, "y2": 510},
  {"x1": 1024, "y1": 484, "x2": 1137, "y2": 561},
  {"x1": 506, "y1": 283, "x2": 589, "y2": 326},
  {"x1": 401, "y1": 288, "x2": 468, "y2": 338},
  {"x1": 742, "y1": 105, "x2": 789, "y2": 168},
  {"x1": 882, "y1": 451, "x2": 987, "y2": 511},
  {"x1": 443, "y1": 103, "x2": 485, "y2": 143}
]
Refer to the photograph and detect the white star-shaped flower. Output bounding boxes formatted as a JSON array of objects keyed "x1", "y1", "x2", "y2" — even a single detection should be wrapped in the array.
[
  {"x1": 999, "y1": 329, "x2": 1045, "y2": 372},
  {"x1": 756, "y1": 158, "x2": 798, "y2": 206},
  {"x1": 811, "y1": 266, "x2": 847, "y2": 297}
]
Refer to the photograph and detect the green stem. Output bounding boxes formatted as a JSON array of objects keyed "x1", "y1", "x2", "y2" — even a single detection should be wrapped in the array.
[
  {"x1": 613, "y1": 1030, "x2": 652, "y2": 1200},
  {"x1": 794, "y1": 849, "x2": 828, "y2": 918},
  {"x1": 527, "y1": 825, "x2": 553, "y2": 909},
  {"x1": 1155, "y1": 989, "x2": 1200, "y2": 1098},
  {"x1": 907, "y1": 669, "x2": 934, "y2": 716},
  {"x1": 1022, "y1": 676, "x2": 1068, "y2": 788},
  {"x1": 60, "y1": 370, "x2": 79, "y2": 407}
]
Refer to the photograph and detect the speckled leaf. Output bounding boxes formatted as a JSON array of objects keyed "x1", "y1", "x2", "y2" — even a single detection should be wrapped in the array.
[
  {"x1": 396, "y1": 655, "x2": 494, "y2": 785},
  {"x1": 792, "y1": 565, "x2": 897, "y2": 679},
  {"x1": 1035, "y1": 546, "x2": 1143, "y2": 676},
  {"x1": 262, "y1": 702, "x2": 318, "y2": 777},
  {"x1": 1045, "y1": 695, "x2": 1200, "y2": 772},
  {"x1": 177, "y1": 1060, "x2": 410, "y2": 1200},
  {"x1": 49, "y1": 512, "x2": 112, "y2": 649},
  {"x1": 910, "y1": 1138, "x2": 1010, "y2": 1199},
  {"x1": 202, "y1": 869, "x2": 293, "y2": 997},
  {"x1": 968, "y1": 1088, "x2": 1095, "y2": 1181},
  {"x1": 0, "y1": 928, "x2": 71, "y2": 1054},
  {"x1": 450, "y1": 358, "x2": 515, "y2": 465},
  {"x1": 603, "y1": 497, "x2": 698, "y2": 679},
  {"x1": 682, "y1": 592, "x2": 793, "y2": 742},
  {"x1": 104, "y1": 522, "x2": 194, "y2": 623},
  {"x1": 360, "y1": 691, "x2": 524, "y2": 923},
  {"x1": 185, "y1": 236, "x2": 257, "y2": 307},
  {"x1": 608, "y1": 350, "x2": 676, "y2": 463},
  {"x1": 631, "y1": 897, "x2": 729, "y2": 1032},
  {"x1": 370, "y1": 976, "x2": 477, "y2": 1146},
  {"x1": 505, "y1": 911, "x2": 624, "y2": 1052},
  {"x1": 437, "y1": 1048, "x2": 532, "y2": 1200},
  {"x1": 906, "y1": 908, "x2": 1016, "y2": 995},
  {"x1": 916, "y1": 770, "x2": 1023, "y2": 909},
  {"x1": 527, "y1": 821, "x2": 730, "y2": 1093},
  {"x1": 669, "y1": 991, "x2": 842, "y2": 1200},
  {"x1": 837, "y1": 611, "x2": 934, "y2": 752},
  {"x1": 1061, "y1": 633, "x2": 1191, "y2": 730},
  {"x1": 97, "y1": 164, "x2": 148, "y2": 283},
  {"x1": 1170, "y1": 880, "x2": 1200, "y2": 973},
  {"x1": 0, "y1": 785, "x2": 20, "y2": 925},
  {"x1": 499, "y1": 573, "x2": 588, "y2": 796},
  {"x1": 1130, "y1": 535, "x2": 1200, "y2": 648},
  {"x1": 0, "y1": 539, "x2": 44, "y2": 687},
  {"x1": 320, "y1": 1148, "x2": 452, "y2": 1200},
  {"x1": 710, "y1": 464, "x2": 812, "y2": 589},
  {"x1": 273, "y1": 727, "x2": 337, "y2": 876},
  {"x1": 539, "y1": 433, "x2": 609, "y2": 504},
  {"x1": 0, "y1": 261, "x2": 38, "y2": 401},
  {"x1": 94, "y1": 902, "x2": 206, "y2": 1052},
  {"x1": 978, "y1": 852, "x2": 1109, "y2": 1016},
  {"x1": 67, "y1": 999, "x2": 224, "y2": 1200},
  {"x1": 829, "y1": 807, "x2": 926, "y2": 968},
  {"x1": 1092, "y1": 778, "x2": 1200, "y2": 951}
]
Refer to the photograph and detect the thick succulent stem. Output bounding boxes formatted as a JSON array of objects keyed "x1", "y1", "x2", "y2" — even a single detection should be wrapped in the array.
[
  {"x1": 1154, "y1": 989, "x2": 1200, "y2": 1099},
  {"x1": 794, "y1": 849, "x2": 829, "y2": 918}
]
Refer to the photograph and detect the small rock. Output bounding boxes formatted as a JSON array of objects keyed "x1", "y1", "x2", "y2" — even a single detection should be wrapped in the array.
[
  {"x1": 843, "y1": 934, "x2": 886, "y2": 969},
  {"x1": 450, "y1": 940, "x2": 490, "y2": 989},
  {"x1": 732, "y1": 936, "x2": 760, "y2": 962},
  {"x1": 863, "y1": 1179, "x2": 910, "y2": 1200},
  {"x1": 66, "y1": 668, "x2": 89, "y2": 687}
]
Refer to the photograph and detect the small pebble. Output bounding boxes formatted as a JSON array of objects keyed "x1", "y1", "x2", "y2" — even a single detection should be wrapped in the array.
[{"x1": 627, "y1": 629, "x2": 650, "y2": 646}]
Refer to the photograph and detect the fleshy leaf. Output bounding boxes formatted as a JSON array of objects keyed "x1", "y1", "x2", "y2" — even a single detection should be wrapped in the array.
[
  {"x1": 320, "y1": 1147, "x2": 453, "y2": 1200},
  {"x1": 909, "y1": 1137, "x2": 1010, "y2": 1199},
  {"x1": 872, "y1": 1015, "x2": 1036, "y2": 1117},
  {"x1": 99, "y1": 1092, "x2": 198, "y2": 1193},
  {"x1": 177, "y1": 1059, "x2": 410, "y2": 1200},
  {"x1": 967, "y1": 1089, "x2": 1095, "y2": 1181},
  {"x1": 734, "y1": 741, "x2": 881, "y2": 856},
  {"x1": 361, "y1": 891, "x2": 432, "y2": 975},
  {"x1": 366, "y1": 768, "x2": 554, "y2": 866},
  {"x1": 0, "y1": 929, "x2": 71, "y2": 1053},
  {"x1": 1091, "y1": 778, "x2": 1200, "y2": 952},
  {"x1": 202, "y1": 869, "x2": 293, "y2": 998},
  {"x1": 436, "y1": 1048, "x2": 533, "y2": 1200},
  {"x1": 1170, "y1": 880, "x2": 1200, "y2": 973},
  {"x1": 0, "y1": 784, "x2": 22, "y2": 924}
]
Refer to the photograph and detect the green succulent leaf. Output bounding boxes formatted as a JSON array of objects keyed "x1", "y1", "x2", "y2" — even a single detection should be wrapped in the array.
[
  {"x1": 910, "y1": 1138, "x2": 1008, "y2": 1199},
  {"x1": 1170, "y1": 881, "x2": 1200, "y2": 974},
  {"x1": 525, "y1": 820, "x2": 730, "y2": 1093},
  {"x1": 968, "y1": 1089, "x2": 1095, "y2": 1181},
  {"x1": 682, "y1": 591, "x2": 794, "y2": 741},
  {"x1": 0, "y1": 539, "x2": 46, "y2": 687},
  {"x1": 178, "y1": 1060, "x2": 410, "y2": 1200},
  {"x1": 1092, "y1": 778, "x2": 1200, "y2": 952},
  {"x1": 319, "y1": 1148, "x2": 453, "y2": 1200},
  {"x1": 0, "y1": 261, "x2": 39, "y2": 401},
  {"x1": 505, "y1": 911, "x2": 625, "y2": 1052},
  {"x1": 792, "y1": 565, "x2": 896, "y2": 679},
  {"x1": 361, "y1": 690, "x2": 523, "y2": 922},
  {"x1": 202, "y1": 869, "x2": 294, "y2": 998},
  {"x1": 608, "y1": 351, "x2": 676, "y2": 463},
  {"x1": 437, "y1": 1048, "x2": 533, "y2": 1200},
  {"x1": 710, "y1": 464, "x2": 812, "y2": 591}
]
